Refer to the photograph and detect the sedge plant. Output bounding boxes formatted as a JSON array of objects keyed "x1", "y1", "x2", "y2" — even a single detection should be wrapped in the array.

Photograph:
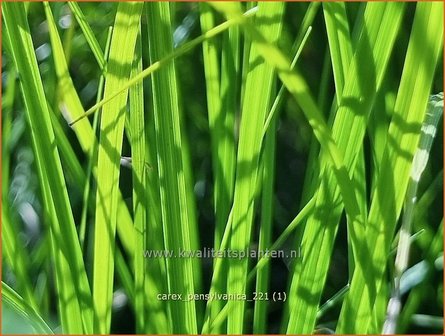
[{"x1": 2, "y1": 1, "x2": 443, "y2": 334}]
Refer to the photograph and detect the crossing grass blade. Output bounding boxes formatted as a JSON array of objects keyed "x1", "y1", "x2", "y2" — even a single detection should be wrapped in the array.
[
  {"x1": 254, "y1": 17, "x2": 314, "y2": 333},
  {"x1": 253, "y1": 116, "x2": 277, "y2": 334},
  {"x1": 2, "y1": 64, "x2": 15, "y2": 188},
  {"x1": 2, "y1": 282, "x2": 54, "y2": 334},
  {"x1": 3, "y1": 2, "x2": 93, "y2": 332},
  {"x1": 139, "y1": 20, "x2": 172, "y2": 332},
  {"x1": 43, "y1": 2, "x2": 136, "y2": 260},
  {"x1": 201, "y1": 195, "x2": 317, "y2": 333},
  {"x1": 91, "y1": 2, "x2": 143, "y2": 333},
  {"x1": 336, "y1": 2, "x2": 444, "y2": 333},
  {"x1": 322, "y1": 2, "x2": 352, "y2": 103},
  {"x1": 209, "y1": 2, "x2": 286, "y2": 333},
  {"x1": 146, "y1": 2, "x2": 198, "y2": 333},
  {"x1": 49, "y1": 102, "x2": 140, "y2": 315},
  {"x1": 68, "y1": 2, "x2": 106, "y2": 71}
]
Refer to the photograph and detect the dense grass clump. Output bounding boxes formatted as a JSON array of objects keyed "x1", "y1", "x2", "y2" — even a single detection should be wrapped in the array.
[{"x1": 2, "y1": 2, "x2": 443, "y2": 334}]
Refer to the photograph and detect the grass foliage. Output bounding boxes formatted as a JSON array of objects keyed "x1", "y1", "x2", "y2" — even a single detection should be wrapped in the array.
[{"x1": 2, "y1": 2, "x2": 443, "y2": 334}]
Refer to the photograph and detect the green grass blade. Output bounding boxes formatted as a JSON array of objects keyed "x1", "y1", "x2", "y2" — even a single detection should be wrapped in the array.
[
  {"x1": 322, "y1": 2, "x2": 352, "y2": 103},
  {"x1": 323, "y1": 0, "x2": 369, "y2": 286},
  {"x1": 210, "y1": 3, "x2": 363, "y2": 332},
  {"x1": 114, "y1": 247, "x2": 135, "y2": 304},
  {"x1": 1, "y1": 64, "x2": 38, "y2": 312},
  {"x1": 218, "y1": 24, "x2": 238, "y2": 250},
  {"x1": 1, "y1": 64, "x2": 15, "y2": 189},
  {"x1": 382, "y1": 93, "x2": 443, "y2": 333},
  {"x1": 199, "y1": 4, "x2": 238, "y2": 331},
  {"x1": 212, "y1": 2, "x2": 364, "y2": 239},
  {"x1": 281, "y1": 6, "x2": 323, "y2": 274},
  {"x1": 214, "y1": 2, "x2": 285, "y2": 333},
  {"x1": 3, "y1": 2, "x2": 93, "y2": 332},
  {"x1": 2, "y1": 282, "x2": 54, "y2": 334},
  {"x1": 92, "y1": 3, "x2": 143, "y2": 333},
  {"x1": 181, "y1": 130, "x2": 204, "y2": 323},
  {"x1": 398, "y1": 218, "x2": 443, "y2": 333},
  {"x1": 146, "y1": 2, "x2": 198, "y2": 333},
  {"x1": 68, "y1": 2, "x2": 106, "y2": 70},
  {"x1": 201, "y1": 195, "x2": 316, "y2": 333},
  {"x1": 49, "y1": 102, "x2": 140, "y2": 318},
  {"x1": 211, "y1": 4, "x2": 405, "y2": 333},
  {"x1": 199, "y1": 2, "x2": 222, "y2": 251},
  {"x1": 140, "y1": 22, "x2": 171, "y2": 332},
  {"x1": 337, "y1": 3, "x2": 444, "y2": 333},
  {"x1": 48, "y1": 102, "x2": 139, "y2": 316},
  {"x1": 200, "y1": 4, "x2": 222, "y2": 193},
  {"x1": 79, "y1": 26, "x2": 112, "y2": 249},
  {"x1": 199, "y1": 24, "x2": 240, "y2": 331},
  {"x1": 370, "y1": 275, "x2": 389, "y2": 333}
]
